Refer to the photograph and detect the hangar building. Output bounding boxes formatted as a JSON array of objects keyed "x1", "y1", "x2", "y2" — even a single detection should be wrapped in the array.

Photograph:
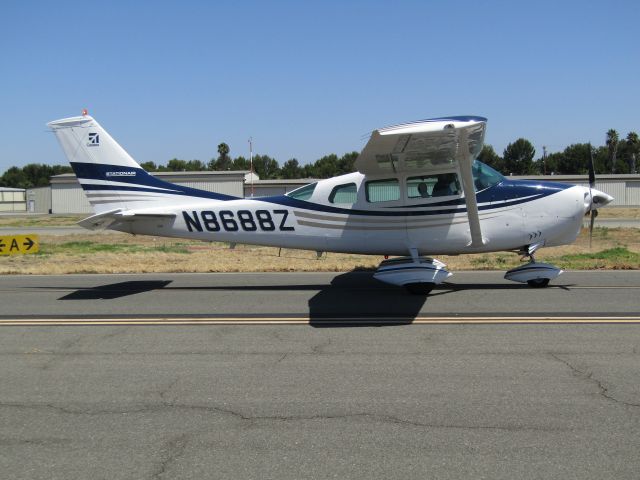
[{"x1": 0, "y1": 187, "x2": 26, "y2": 212}]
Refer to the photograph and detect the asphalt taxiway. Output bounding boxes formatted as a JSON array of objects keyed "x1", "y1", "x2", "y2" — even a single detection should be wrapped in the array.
[
  {"x1": 1, "y1": 271, "x2": 639, "y2": 479},
  {"x1": 0, "y1": 271, "x2": 638, "y2": 323}
]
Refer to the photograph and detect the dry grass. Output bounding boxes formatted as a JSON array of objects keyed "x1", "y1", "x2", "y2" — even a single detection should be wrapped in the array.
[
  {"x1": 597, "y1": 207, "x2": 640, "y2": 219},
  {"x1": 0, "y1": 214, "x2": 85, "y2": 227},
  {"x1": 1, "y1": 226, "x2": 638, "y2": 275}
]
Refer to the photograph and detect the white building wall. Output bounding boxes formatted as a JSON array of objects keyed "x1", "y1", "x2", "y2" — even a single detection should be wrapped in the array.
[
  {"x1": 0, "y1": 189, "x2": 26, "y2": 212},
  {"x1": 25, "y1": 186, "x2": 52, "y2": 213},
  {"x1": 52, "y1": 184, "x2": 92, "y2": 214},
  {"x1": 625, "y1": 181, "x2": 640, "y2": 206}
]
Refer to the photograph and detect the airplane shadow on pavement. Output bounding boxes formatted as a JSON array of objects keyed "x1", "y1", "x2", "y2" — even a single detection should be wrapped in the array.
[
  {"x1": 58, "y1": 280, "x2": 173, "y2": 300},
  {"x1": 307, "y1": 271, "x2": 426, "y2": 327},
  {"x1": 54, "y1": 273, "x2": 563, "y2": 325}
]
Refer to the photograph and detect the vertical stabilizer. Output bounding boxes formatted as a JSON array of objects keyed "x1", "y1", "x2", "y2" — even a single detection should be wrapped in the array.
[{"x1": 47, "y1": 114, "x2": 233, "y2": 213}]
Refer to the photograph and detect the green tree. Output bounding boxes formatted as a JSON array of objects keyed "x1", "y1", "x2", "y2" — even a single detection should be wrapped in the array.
[
  {"x1": 337, "y1": 152, "x2": 359, "y2": 175},
  {"x1": 185, "y1": 159, "x2": 206, "y2": 171},
  {"x1": 166, "y1": 158, "x2": 188, "y2": 171},
  {"x1": 503, "y1": 139, "x2": 535, "y2": 175},
  {"x1": 477, "y1": 145, "x2": 504, "y2": 173},
  {"x1": 0, "y1": 163, "x2": 72, "y2": 188},
  {"x1": 542, "y1": 151, "x2": 563, "y2": 174},
  {"x1": 140, "y1": 161, "x2": 158, "y2": 171},
  {"x1": 309, "y1": 154, "x2": 339, "y2": 178},
  {"x1": 556, "y1": 144, "x2": 592, "y2": 174},
  {"x1": 0, "y1": 166, "x2": 29, "y2": 188},
  {"x1": 252, "y1": 154, "x2": 280, "y2": 179},
  {"x1": 625, "y1": 132, "x2": 638, "y2": 174},
  {"x1": 280, "y1": 158, "x2": 302, "y2": 179},
  {"x1": 301, "y1": 163, "x2": 316, "y2": 178},
  {"x1": 606, "y1": 129, "x2": 619, "y2": 174},
  {"x1": 231, "y1": 156, "x2": 251, "y2": 171}
]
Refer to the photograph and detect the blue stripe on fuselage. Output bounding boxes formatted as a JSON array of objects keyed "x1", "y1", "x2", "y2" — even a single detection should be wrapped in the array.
[
  {"x1": 70, "y1": 162, "x2": 574, "y2": 217},
  {"x1": 70, "y1": 162, "x2": 238, "y2": 200}
]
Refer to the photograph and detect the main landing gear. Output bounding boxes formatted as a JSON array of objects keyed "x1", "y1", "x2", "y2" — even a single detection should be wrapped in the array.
[
  {"x1": 504, "y1": 244, "x2": 563, "y2": 288},
  {"x1": 373, "y1": 249, "x2": 452, "y2": 295}
]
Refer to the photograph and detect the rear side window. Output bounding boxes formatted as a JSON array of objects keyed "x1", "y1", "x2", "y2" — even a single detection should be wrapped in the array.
[
  {"x1": 407, "y1": 173, "x2": 461, "y2": 198},
  {"x1": 366, "y1": 178, "x2": 400, "y2": 203},
  {"x1": 329, "y1": 183, "x2": 357, "y2": 204}
]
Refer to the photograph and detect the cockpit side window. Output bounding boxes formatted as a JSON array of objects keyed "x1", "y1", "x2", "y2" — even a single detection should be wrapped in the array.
[
  {"x1": 407, "y1": 173, "x2": 461, "y2": 198},
  {"x1": 366, "y1": 178, "x2": 400, "y2": 203},
  {"x1": 286, "y1": 182, "x2": 317, "y2": 201},
  {"x1": 329, "y1": 183, "x2": 357, "y2": 204}
]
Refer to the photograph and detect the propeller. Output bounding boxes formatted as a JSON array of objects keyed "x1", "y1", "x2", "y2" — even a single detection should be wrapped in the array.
[{"x1": 588, "y1": 144, "x2": 598, "y2": 248}]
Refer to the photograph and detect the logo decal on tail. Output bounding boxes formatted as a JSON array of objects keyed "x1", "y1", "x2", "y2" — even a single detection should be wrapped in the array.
[{"x1": 87, "y1": 132, "x2": 100, "y2": 147}]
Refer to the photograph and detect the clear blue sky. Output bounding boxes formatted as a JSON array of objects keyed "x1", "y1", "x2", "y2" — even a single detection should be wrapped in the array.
[{"x1": 1, "y1": 0, "x2": 638, "y2": 173}]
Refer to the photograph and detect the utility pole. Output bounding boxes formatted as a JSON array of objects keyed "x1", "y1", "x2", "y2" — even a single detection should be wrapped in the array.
[
  {"x1": 542, "y1": 146, "x2": 547, "y2": 175},
  {"x1": 248, "y1": 137, "x2": 254, "y2": 197}
]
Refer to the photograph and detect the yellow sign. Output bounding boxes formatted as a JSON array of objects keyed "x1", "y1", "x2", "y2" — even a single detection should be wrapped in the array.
[{"x1": 0, "y1": 234, "x2": 39, "y2": 255}]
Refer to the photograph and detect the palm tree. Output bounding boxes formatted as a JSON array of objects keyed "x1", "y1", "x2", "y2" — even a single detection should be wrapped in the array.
[
  {"x1": 213, "y1": 142, "x2": 231, "y2": 171},
  {"x1": 626, "y1": 132, "x2": 639, "y2": 174},
  {"x1": 606, "y1": 129, "x2": 619, "y2": 174}
]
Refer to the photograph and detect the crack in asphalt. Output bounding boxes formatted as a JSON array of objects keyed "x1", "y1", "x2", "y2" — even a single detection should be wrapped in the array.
[
  {"x1": 150, "y1": 433, "x2": 189, "y2": 480},
  {"x1": 39, "y1": 333, "x2": 90, "y2": 371},
  {"x1": 0, "y1": 436, "x2": 73, "y2": 447},
  {"x1": 0, "y1": 401, "x2": 560, "y2": 433},
  {"x1": 549, "y1": 353, "x2": 640, "y2": 408}
]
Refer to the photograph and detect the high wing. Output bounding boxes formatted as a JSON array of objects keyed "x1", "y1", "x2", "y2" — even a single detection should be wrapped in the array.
[{"x1": 355, "y1": 116, "x2": 487, "y2": 247}]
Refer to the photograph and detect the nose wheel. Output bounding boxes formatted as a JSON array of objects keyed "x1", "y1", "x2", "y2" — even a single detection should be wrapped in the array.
[
  {"x1": 504, "y1": 245, "x2": 563, "y2": 287},
  {"x1": 526, "y1": 277, "x2": 550, "y2": 288}
]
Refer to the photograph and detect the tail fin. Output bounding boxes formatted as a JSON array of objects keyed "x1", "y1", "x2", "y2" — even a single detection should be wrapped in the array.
[{"x1": 47, "y1": 114, "x2": 235, "y2": 213}]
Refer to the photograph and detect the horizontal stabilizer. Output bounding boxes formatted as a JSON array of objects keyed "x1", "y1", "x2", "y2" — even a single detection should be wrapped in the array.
[{"x1": 78, "y1": 209, "x2": 176, "y2": 230}]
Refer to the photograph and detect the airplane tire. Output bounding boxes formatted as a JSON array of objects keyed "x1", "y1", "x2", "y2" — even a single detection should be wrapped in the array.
[
  {"x1": 405, "y1": 282, "x2": 435, "y2": 295},
  {"x1": 527, "y1": 278, "x2": 550, "y2": 288}
]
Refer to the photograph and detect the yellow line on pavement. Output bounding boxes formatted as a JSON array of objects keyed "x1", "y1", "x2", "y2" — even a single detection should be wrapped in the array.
[{"x1": 1, "y1": 316, "x2": 640, "y2": 326}]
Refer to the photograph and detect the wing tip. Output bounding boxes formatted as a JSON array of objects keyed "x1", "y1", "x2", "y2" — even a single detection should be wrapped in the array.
[{"x1": 378, "y1": 115, "x2": 487, "y2": 134}]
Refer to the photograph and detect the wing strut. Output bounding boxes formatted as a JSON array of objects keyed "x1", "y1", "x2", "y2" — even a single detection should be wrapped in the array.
[{"x1": 456, "y1": 127, "x2": 484, "y2": 247}]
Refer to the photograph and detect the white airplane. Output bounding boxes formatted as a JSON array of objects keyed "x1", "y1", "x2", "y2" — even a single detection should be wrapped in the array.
[{"x1": 48, "y1": 113, "x2": 613, "y2": 294}]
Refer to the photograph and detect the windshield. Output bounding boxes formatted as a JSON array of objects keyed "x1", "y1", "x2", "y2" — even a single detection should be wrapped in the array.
[
  {"x1": 286, "y1": 182, "x2": 317, "y2": 201},
  {"x1": 472, "y1": 160, "x2": 504, "y2": 192}
]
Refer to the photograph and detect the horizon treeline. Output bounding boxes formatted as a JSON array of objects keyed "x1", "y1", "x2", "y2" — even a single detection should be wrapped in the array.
[{"x1": 1, "y1": 129, "x2": 638, "y2": 189}]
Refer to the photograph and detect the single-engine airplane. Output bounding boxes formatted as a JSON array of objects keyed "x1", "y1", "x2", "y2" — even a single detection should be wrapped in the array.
[{"x1": 48, "y1": 113, "x2": 613, "y2": 294}]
